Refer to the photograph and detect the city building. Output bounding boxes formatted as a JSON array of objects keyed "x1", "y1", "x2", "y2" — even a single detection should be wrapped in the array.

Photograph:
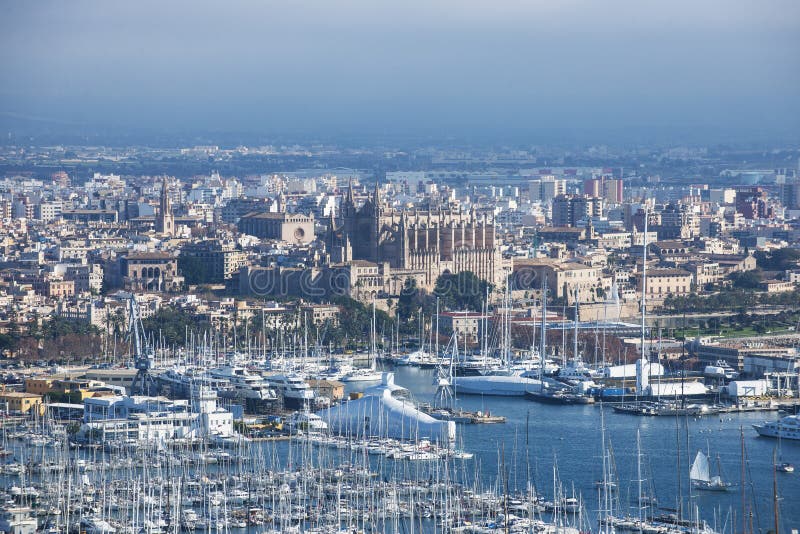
[
  {"x1": 120, "y1": 252, "x2": 180, "y2": 291},
  {"x1": 0, "y1": 392, "x2": 43, "y2": 415},
  {"x1": 636, "y1": 268, "x2": 693, "y2": 297},
  {"x1": 238, "y1": 211, "x2": 315, "y2": 243},
  {"x1": 551, "y1": 195, "x2": 603, "y2": 227},
  {"x1": 80, "y1": 387, "x2": 235, "y2": 443},
  {"x1": 438, "y1": 311, "x2": 489, "y2": 345},
  {"x1": 529, "y1": 176, "x2": 567, "y2": 203},
  {"x1": 179, "y1": 240, "x2": 247, "y2": 284}
]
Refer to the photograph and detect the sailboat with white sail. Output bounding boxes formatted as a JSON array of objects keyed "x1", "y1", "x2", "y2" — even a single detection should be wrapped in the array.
[{"x1": 689, "y1": 450, "x2": 732, "y2": 492}]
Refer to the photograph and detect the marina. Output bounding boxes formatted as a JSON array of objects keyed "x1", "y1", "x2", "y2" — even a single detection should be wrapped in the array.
[{"x1": 1, "y1": 363, "x2": 798, "y2": 532}]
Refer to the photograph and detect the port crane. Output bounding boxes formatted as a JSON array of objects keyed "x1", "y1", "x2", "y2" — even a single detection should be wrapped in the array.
[{"x1": 128, "y1": 293, "x2": 156, "y2": 396}]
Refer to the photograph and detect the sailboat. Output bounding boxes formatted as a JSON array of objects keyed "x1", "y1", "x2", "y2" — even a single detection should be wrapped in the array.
[
  {"x1": 341, "y1": 299, "x2": 383, "y2": 382},
  {"x1": 776, "y1": 460, "x2": 794, "y2": 473},
  {"x1": 689, "y1": 450, "x2": 731, "y2": 491},
  {"x1": 453, "y1": 275, "x2": 543, "y2": 396},
  {"x1": 396, "y1": 309, "x2": 433, "y2": 366},
  {"x1": 775, "y1": 420, "x2": 795, "y2": 473}
]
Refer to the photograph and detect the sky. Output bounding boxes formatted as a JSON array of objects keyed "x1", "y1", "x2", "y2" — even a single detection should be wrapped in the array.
[{"x1": 1, "y1": 0, "x2": 799, "y2": 145}]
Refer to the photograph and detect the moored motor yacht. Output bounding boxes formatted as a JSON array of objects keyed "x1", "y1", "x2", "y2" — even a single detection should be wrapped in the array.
[
  {"x1": 453, "y1": 369, "x2": 543, "y2": 397},
  {"x1": 209, "y1": 365, "x2": 278, "y2": 401},
  {"x1": 753, "y1": 414, "x2": 800, "y2": 440},
  {"x1": 703, "y1": 359, "x2": 739, "y2": 381},
  {"x1": 286, "y1": 411, "x2": 329, "y2": 433},
  {"x1": 340, "y1": 368, "x2": 384, "y2": 382},
  {"x1": 264, "y1": 373, "x2": 317, "y2": 409}
]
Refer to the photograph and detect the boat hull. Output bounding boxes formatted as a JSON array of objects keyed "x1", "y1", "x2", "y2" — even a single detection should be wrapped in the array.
[
  {"x1": 525, "y1": 391, "x2": 594, "y2": 405},
  {"x1": 283, "y1": 395, "x2": 315, "y2": 409},
  {"x1": 454, "y1": 376, "x2": 542, "y2": 397},
  {"x1": 691, "y1": 480, "x2": 731, "y2": 492},
  {"x1": 753, "y1": 423, "x2": 800, "y2": 440}
]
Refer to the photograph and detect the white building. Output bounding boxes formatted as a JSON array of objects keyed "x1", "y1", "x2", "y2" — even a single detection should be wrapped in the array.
[
  {"x1": 80, "y1": 387, "x2": 234, "y2": 444},
  {"x1": 529, "y1": 176, "x2": 567, "y2": 203}
]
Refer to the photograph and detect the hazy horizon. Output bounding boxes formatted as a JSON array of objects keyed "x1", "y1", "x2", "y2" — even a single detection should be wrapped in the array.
[{"x1": 1, "y1": 0, "x2": 799, "y2": 146}]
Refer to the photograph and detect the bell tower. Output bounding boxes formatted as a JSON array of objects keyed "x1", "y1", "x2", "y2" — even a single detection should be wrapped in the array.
[{"x1": 156, "y1": 179, "x2": 175, "y2": 237}]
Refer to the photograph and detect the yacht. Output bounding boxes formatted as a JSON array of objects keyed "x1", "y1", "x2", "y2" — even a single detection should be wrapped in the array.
[
  {"x1": 453, "y1": 369, "x2": 543, "y2": 396},
  {"x1": 264, "y1": 373, "x2": 317, "y2": 409},
  {"x1": 314, "y1": 362, "x2": 353, "y2": 381},
  {"x1": 753, "y1": 414, "x2": 800, "y2": 440},
  {"x1": 556, "y1": 358, "x2": 600, "y2": 383},
  {"x1": 453, "y1": 352, "x2": 503, "y2": 376},
  {"x1": 495, "y1": 352, "x2": 558, "y2": 377},
  {"x1": 286, "y1": 411, "x2": 329, "y2": 433},
  {"x1": 75, "y1": 517, "x2": 117, "y2": 534},
  {"x1": 209, "y1": 365, "x2": 278, "y2": 401},
  {"x1": 156, "y1": 366, "x2": 231, "y2": 398},
  {"x1": 777, "y1": 462, "x2": 795, "y2": 473},
  {"x1": 340, "y1": 368, "x2": 384, "y2": 382},
  {"x1": 703, "y1": 360, "x2": 739, "y2": 380},
  {"x1": 397, "y1": 349, "x2": 440, "y2": 367},
  {"x1": 556, "y1": 299, "x2": 600, "y2": 385}
]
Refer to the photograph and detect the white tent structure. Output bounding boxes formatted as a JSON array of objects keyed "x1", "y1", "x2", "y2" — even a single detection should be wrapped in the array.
[{"x1": 316, "y1": 373, "x2": 456, "y2": 444}]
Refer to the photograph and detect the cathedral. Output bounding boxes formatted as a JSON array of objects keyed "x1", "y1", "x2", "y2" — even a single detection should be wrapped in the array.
[{"x1": 326, "y1": 182, "x2": 503, "y2": 289}]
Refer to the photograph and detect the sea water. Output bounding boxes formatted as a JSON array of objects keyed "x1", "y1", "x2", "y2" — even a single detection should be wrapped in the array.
[{"x1": 363, "y1": 365, "x2": 800, "y2": 531}]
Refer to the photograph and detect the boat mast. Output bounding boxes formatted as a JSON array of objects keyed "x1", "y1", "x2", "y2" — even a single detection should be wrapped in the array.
[
  {"x1": 740, "y1": 426, "x2": 747, "y2": 534},
  {"x1": 773, "y1": 448, "x2": 780, "y2": 534},
  {"x1": 636, "y1": 207, "x2": 649, "y2": 396},
  {"x1": 435, "y1": 297, "x2": 439, "y2": 358},
  {"x1": 371, "y1": 298, "x2": 377, "y2": 369},
  {"x1": 573, "y1": 294, "x2": 579, "y2": 362},
  {"x1": 540, "y1": 274, "x2": 547, "y2": 380},
  {"x1": 637, "y1": 428, "x2": 644, "y2": 533}
]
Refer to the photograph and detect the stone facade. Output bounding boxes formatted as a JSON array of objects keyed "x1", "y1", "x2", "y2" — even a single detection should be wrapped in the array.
[
  {"x1": 326, "y1": 182, "x2": 503, "y2": 289},
  {"x1": 238, "y1": 211, "x2": 315, "y2": 244}
]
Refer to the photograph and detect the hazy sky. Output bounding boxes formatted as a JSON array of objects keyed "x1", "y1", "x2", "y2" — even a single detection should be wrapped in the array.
[{"x1": 1, "y1": 0, "x2": 799, "y2": 144}]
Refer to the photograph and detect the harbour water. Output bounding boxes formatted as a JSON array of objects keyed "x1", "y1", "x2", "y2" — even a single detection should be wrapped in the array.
[{"x1": 364, "y1": 365, "x2": 800, "y2": 531}]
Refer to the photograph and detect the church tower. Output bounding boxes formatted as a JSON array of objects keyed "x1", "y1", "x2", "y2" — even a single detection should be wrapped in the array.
[{"x1": 156, "y1": 179, "x2": 175, "y2": 237}]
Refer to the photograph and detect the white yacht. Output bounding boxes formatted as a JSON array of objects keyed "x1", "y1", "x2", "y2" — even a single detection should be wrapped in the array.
[
  {"x1": 453, "y1": 353, "x2": 503, "y2": 376},
  {"x1": 341, "y1": 298, "x2": 383, "y2": 382},
  {"x1": 703, "y1": 360, "x2": 739, "y2": 380},
  {"x1": 264, "y1": 373, "x2": 317, "y2": 409},
  {"x1": 506, "y1": 352, "x2": 560, "y2": 375},
  {"x1": 453, "y1": 369, "x2": 543, "y2": 396},
  {"x1": 397, "y1": 349, "x2": 438, "y2": 367},
  {"x1": 753, "y1": 414, "x2": 800, "y2": 440},
  {"x1": 209, "y1": 365, "x2": 278, "y2": 401},
  {"x1": 286, "y1": 411, "x2": 328, "y2": 433},
  {"x1": 156, "y1": 366, "x2": 231, "y2": 398},
  {"x1": 313, "y1": 360, "x2": 354, "y2": 381},
  {"x1": 340, "y1": 368, "x2": 384, "y2": 382},
  {"x1": 76, "y1": 517, "x2": 117, "y2": 534},
  {"x1": 557, "y1": 358, "x2": 600, "y2": 383}
]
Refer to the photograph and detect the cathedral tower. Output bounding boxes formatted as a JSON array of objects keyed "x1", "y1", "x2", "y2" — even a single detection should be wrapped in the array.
[{"x1": 156, "y1": 179, "x2": 175, "y2": 237}]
